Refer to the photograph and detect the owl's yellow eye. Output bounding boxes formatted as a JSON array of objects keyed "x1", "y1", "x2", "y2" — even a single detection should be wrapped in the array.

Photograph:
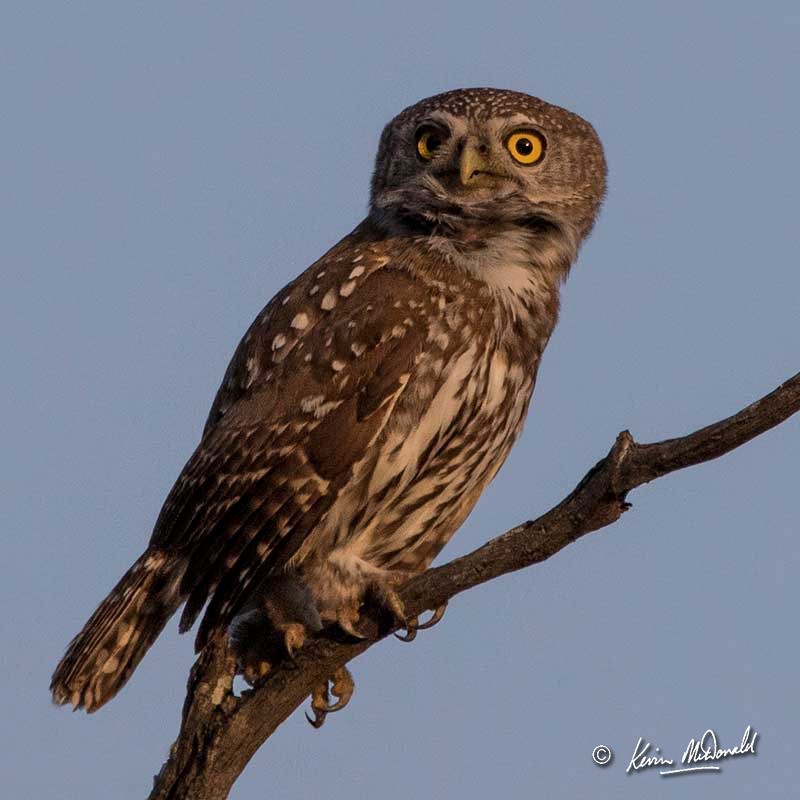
[
  {"x1": 506, "y1": 131, "x2": 545, "y2": 165},
  {"x1": 416, "y1": 128, "x2": 445, "y2": 160}
]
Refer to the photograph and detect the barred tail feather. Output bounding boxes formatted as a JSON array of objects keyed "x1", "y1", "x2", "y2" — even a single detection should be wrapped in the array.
[{"x1": 50, "y1": 549, "x2": 185, "y2": 713}]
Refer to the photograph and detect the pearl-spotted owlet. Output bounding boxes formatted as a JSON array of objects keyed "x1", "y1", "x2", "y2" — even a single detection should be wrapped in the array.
[{"x1": 52, "y1": 88, "x2": 606, "y2": 722}]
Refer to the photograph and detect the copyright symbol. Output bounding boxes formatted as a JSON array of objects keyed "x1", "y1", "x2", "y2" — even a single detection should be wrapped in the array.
[{"x1": 592, "y1": 745, "x2": 613, "y2": 766}]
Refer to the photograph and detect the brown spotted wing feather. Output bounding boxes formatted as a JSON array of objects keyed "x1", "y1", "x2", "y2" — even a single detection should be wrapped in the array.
[{"x1": 147, "y1": 227, "x2": 444, "y2": 649}]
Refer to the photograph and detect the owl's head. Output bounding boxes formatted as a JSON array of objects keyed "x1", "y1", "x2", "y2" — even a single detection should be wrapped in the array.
[{"x1": 370, "y1": 88, "x2": 606, "y2": 249}]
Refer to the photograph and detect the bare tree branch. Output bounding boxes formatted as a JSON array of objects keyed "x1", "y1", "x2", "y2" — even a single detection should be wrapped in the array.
[{"x1": 148, "y1": 371, "x2": 800, "y2": 800}]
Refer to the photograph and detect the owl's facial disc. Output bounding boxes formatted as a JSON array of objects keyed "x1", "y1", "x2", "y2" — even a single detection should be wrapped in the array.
[{"x1": 370, "y1": 89, "x2": 607, "y2": 244}]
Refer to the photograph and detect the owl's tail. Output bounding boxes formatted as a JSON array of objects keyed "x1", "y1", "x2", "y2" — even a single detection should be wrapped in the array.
[{"x1": 50, "y1": 549, "x2": 186, "y2": 713}]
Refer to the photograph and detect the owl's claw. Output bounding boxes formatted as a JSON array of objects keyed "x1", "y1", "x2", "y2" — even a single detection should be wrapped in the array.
[
  {"x1": 283, "y1": 622, "x2": 306, "y2": 664},
  {"x1": 336, "y1": 607, "x2": 368, "y2": 640},
  {"x1": 367, "y1": 580, "x2": 407, "y2": 631},
  {"x1": 236, "y1": 619, "x2": 309, "y2": 681},
  {"x1": 305, "y1": 666, "x2": 355, "y2": 729},
  {"x1": 395, "y1": 624, "x2": 417, "y2": 643},
  {"x1": 416, "y1": 601, "x2": 447, "y2": 630},
  {"x1": 394, "y1": 602, "x2": 448, "y2": 642}
]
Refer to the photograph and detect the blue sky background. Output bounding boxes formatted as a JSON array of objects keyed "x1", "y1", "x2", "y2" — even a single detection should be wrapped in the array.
[{"x1": 2, "y1": 3, "x2": 798, "y2": 798}]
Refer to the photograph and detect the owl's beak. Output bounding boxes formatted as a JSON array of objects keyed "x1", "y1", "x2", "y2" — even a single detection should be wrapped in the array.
[
  {"x1": 458, "y1": 142, "x2": 499, "y2": 188},
  {"x1": 458, "y1": 141, "x2": 492, "y2": 186}
]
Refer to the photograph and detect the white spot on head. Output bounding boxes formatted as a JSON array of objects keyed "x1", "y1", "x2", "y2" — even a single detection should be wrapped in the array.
[
  {"x1": 332, "y1": 359, "x2": 346, "y2": 372},
  {"x1": 351, "y1": 342, "x2": 366, "y2": 357},
  {"x1": 321, "y1": 289, "x2": 337, "y2": 310},
  {"x1": 272, "y1": 334, "x2": 287, "y2": 350},
  {"x1": 291, "y1": 312, "x2": 309, "y2": 330},
  {"x1": 352, "y1": 254, "x2": 363, "y2": 263},
  {"x1": 281, "y1": 294, "x2": 291, "y2": 306},
  {"x1": 348, "y1": 265, "x2": 365, "y2": 279},
  {"x1": 339, "y1": 280, "x2": 356, "y2": 297},
  {"x1": 309, "y1": 284, "x2": 320, "y2": 296}
]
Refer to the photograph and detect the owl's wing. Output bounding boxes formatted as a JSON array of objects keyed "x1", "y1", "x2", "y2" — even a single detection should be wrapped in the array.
[{"x1": 149, "y1": 251, "x2": 446, "y2": 650}]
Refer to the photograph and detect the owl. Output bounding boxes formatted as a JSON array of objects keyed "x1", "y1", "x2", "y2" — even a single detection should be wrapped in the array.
[{"x1": 51, "y1": 88, "x2": 606, "y2": 720}]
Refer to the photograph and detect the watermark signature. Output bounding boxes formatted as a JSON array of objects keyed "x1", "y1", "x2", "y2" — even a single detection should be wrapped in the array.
[{"x1": 592, "y1": 726, "x2": 758, "y2": 776}]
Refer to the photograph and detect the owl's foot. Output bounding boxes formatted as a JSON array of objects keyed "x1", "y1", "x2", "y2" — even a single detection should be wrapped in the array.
[
  {"x1": 242, "y1": 658, "x2": 272, "y2": 685},
  {"x1": 305, "y1": 666, "x2": 355, "y2": 729},
  {"x1": 328, "y1": 568, "x2": 411, "y2": 639},
  {"x1": 395, "y1": 601, "x2": 448, "y2": 643},
  {"x1": 232, "y1": 573, "x2": 325, "y2": 682},
  {"x1": 366, "y1": 577, "x2": 408, "y2": 631},
  {"x1": 234, "y1": 614, "x2": 311, "y2": 685},
  {"x1": 336, "y1": 605, "x2": 368, "y2": 640},
  {"x1": 238, "y1": 622, "x2": 308, "y2": 686}
]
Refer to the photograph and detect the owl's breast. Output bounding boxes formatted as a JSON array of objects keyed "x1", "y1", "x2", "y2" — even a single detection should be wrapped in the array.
[{"x1": 319, "y1": 332, "x2": 537, "y2": 573}]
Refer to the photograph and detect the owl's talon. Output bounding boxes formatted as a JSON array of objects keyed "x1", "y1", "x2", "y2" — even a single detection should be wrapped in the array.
[
  {"x1": 367, "y1": 581, "x2": 407, "y2": 630},
  {"x1": 395, "y1": 602, "x2": 447, "y2": 642},
  {"x1": 306, "y1": 666, "x2": 355, "y2": 729},
  {"x1": 283, "y1": 622, "x2": 306, "y2": 662},
  {"x1": 394, "y1": 619, "x2": 418, "y2": 642},
  {"x1": 416, "y1": 602, "x2": 447, "y2": 630},
  {"x1": 338, "y1": 618, "x2": 367, "y2": 640},
  {"x1": 336, "y1": 607, "x2": 367, "y2": 640}
]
